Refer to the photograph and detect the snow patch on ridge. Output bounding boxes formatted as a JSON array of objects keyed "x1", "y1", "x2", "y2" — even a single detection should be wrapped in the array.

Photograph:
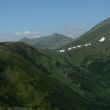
[
  {"x1": 77, "y1": 45, "x2": 81, "y2": 48},
  {"x1": 68, "y1": 47, "x2": 72, "y2": 50},
  {"x1": 59, "y1": 49, "x2": 65, "y2": 53},
  {"x1": 84, "y1": 43, "x2": 92, "y2": 47},
  {"x1": 99, "y1": 37, "x2": 105, "y2": 42},
  {"x1": 59, "y1": 37, "x2": 106, "y2": 53},
  {"x1": 72, "y1": 46, "x2": 76, "y2": 49}
]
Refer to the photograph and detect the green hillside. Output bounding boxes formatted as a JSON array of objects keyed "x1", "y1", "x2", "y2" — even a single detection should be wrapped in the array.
[
  {"x1": 1, "y1": 17, "x2": 110, "y2": 110},
  {"x1": 59, "y1": 17, "x2": 110, "y2": 64},
  {"x1": 62, "y1": 17, "x2": 110, "y2": 48},
  {"x1": 21, "y1": 33, "x2": 73, "y2": 49},
  {"x1": 57, "y1": 17, "x2": 110, "y2": 109},
  {"x1": 0, "y1": 42, "x2": 89, "y2": 110}
]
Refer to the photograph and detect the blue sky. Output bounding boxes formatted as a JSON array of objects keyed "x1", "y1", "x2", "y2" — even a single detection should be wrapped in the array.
[{"x1": 0, "y1": 0, "x2": 110, "y2": 41}]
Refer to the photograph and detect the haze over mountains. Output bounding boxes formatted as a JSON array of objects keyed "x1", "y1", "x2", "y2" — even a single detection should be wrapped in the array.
[
  {"x1": 1, "y1": 17, "x2": 110, "y2": 110},
  {"x1": 0, "y1": 28, "x2": 84, "y2": 42},
  {"x1": 20, "y1": 33, "x2": 73, "y2": 49}
]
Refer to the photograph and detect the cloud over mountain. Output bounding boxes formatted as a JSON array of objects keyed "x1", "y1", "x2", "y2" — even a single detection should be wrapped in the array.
[
  {"x1": 16, "y1": 30, "x2": 42, "y2": 38},
  {"x1": 0, "y1": 31, "x2": 42, "y2": 42}
]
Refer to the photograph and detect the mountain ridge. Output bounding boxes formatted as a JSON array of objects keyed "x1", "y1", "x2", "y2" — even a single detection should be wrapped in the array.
[
  {"x1": 21, "y1": 33, "x2": 73, "y2": 49},
  {"x1": 1, "y1": 17, "x2": 110, "y2": 110},
  {"x1": 0, "y1": 42, "x2": 89, "y2": 110},
  {"x1": 61, "y1": 17, "x2": 110, "y2": 48}
]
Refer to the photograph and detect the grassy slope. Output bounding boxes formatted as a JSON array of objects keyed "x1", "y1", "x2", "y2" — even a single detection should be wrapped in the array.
[
  {"x1": 62, "y1": 17, "x2": 110, "y2": 48},
  {"x1": 56, "y1": 17, "x2": 110, "y2": 110},
  {"x1": 60, "y1": 17, "x2": 110, "y2": 65}
]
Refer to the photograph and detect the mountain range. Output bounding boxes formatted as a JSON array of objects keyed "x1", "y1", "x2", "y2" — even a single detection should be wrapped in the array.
[
  {"x1": 0, "y1": 17, "x2": 110, "y2": 110},
  {"x1": 20, "y1": 33, "x2": 73, "y2": 49}
]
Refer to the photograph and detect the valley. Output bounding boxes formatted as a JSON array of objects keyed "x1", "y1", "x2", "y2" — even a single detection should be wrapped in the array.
[{"x1": 1, "y1": 16, "x2": 110, "y2": 110}]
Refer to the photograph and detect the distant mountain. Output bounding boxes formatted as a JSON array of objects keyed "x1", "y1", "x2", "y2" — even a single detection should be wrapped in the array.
[{"x1": 21, "y1": 33, "x2": 73, "y2": 49}]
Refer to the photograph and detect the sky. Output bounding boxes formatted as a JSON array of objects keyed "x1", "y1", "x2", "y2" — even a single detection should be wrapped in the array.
[{"x1": 0, "y1": 0, "x2": 110, "y2": 41}]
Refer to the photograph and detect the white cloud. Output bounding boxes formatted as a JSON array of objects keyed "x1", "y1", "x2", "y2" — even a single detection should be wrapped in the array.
[
  {"x1": 15, "y1": 30, "x2": 42, "y2": 38},
  {"x1": 0, "y1": 31, "x2": 42, "y2": 42},
  {"x1": 23, "y1": 30, "x2": 31, "y2": 35}
]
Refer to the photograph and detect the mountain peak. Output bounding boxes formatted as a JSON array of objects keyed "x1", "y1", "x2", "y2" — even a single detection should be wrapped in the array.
[{"x1": 21, "y1": 33, "x2": 73, "y2": 49}]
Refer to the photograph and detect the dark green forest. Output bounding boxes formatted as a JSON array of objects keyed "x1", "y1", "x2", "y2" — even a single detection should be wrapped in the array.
[{"x1": 1, "y1": 18, "x2": 110, "y2": 110}]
